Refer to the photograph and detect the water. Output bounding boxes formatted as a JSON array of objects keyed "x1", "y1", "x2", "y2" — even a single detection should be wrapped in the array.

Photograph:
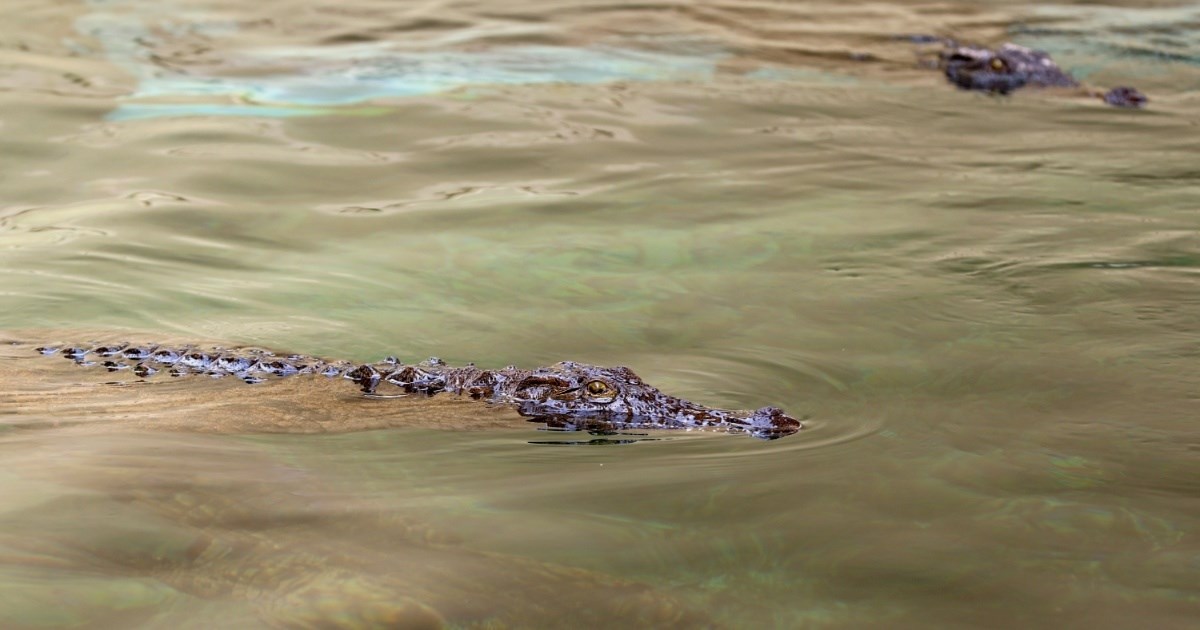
[{"x1": 2, "y1": 0, "x2": 1199, "y2": 627}]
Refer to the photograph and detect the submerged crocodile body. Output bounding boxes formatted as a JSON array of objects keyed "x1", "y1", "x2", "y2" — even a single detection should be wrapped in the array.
[
  {"x1": 34, "y1": 343, "x2": 802, "y2": 440},
  {"x1": 931, "y1": 40, "x2": 1148, "y2": 108}
]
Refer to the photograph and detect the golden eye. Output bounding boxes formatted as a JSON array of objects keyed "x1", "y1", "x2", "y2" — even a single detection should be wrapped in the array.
[
  {"x1": 990, "y1": 58, "x2": 1005, "y2": 71},
  {"x1": 585, "y1": 380, "x2": 611, "y2": 396}
]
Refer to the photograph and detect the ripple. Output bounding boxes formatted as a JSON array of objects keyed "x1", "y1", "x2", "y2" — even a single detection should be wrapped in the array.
[
  {"x1": 316, "y1": 180, "x2": 586, "y2": 215},
  {"x1": 55, "y1": 119, "x2": 410, "y2": 175},
  {"x1": 161, "y1": 141, "x2": 407, "y2": 165},
  {"x1": 417, "y1": 122, "x2": 634, "y2": 148},
  {"x1": 0, "y1": 203, "x2": 117, "y2": 246}
]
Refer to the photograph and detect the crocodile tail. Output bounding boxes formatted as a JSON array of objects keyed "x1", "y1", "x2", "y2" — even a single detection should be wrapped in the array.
[{"x1": 35, "y1": 343, "x2": 352, "y2": 385}]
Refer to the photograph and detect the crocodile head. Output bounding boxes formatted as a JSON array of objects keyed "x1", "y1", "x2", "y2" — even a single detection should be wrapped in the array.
[
  {"x1": 505, "y1": 361, "x2": 802, "y2": 440},
  {"x1": 941, "y1": 43, "x2": 1078, "y2": 94},
  {"x1": 937, "y1": 42, "x2": 1147, "y2": 108}
]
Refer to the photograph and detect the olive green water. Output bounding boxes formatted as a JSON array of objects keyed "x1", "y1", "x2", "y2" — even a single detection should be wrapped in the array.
[{"x1": 2, "y1": 0, "x2": 1200, "y2": 627}]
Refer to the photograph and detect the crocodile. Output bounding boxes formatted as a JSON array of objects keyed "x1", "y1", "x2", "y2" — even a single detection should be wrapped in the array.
[
  {"x1": 934, "y1": 40, "x2": 1148, "y2": 108},
  {"x1": 32, "y1": 342, "x2": 803, "y2": 440}
]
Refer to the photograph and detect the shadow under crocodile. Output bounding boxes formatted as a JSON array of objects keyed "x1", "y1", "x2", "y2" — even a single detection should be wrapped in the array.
[{"x1": 0, "y1": 431, "x2": 715, "y2": 628}]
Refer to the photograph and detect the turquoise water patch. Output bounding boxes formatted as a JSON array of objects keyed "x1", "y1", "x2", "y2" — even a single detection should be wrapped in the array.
[
  {"x1": 74, "y1": 1, "x2": 732, "y2": 120},
  {"x1": 111, "y1": 44, "x2": 726, "y2": 120}
]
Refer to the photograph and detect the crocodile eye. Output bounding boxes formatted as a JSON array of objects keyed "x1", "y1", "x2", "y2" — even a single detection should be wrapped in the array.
[
  {"x1": 585, "y1": 380, "x2": 613, "y2": 396},
  {"x1": 989, "y1": 58, "x2": 1006, "y2": 71}
]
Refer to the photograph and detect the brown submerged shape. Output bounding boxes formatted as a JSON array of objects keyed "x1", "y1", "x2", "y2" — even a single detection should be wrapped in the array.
[{"x1": 30, "y1": 341, "x2": 803, "y2": 440}]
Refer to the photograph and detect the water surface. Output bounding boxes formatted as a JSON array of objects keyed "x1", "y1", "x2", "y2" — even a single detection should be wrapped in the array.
[{"x1": 2, "y1": 0, "x2": 1199, "y2": 627}]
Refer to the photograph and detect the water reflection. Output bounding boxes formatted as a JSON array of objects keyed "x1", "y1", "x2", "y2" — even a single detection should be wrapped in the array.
[{"x1": 0, "y1": 431, "x2": 712, "y2": 628}]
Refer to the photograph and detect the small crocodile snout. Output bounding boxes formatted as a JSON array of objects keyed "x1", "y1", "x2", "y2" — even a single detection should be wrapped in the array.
[
  {"x1": 1103, "y1": 86, "x2": 1148, "y2": 108},
  {"x1": 748, "y1": 406, "x2": 803, "y2": 439}
]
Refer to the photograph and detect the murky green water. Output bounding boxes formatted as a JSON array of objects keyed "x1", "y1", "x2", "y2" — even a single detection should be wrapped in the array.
[{"x1": 2, "y1": 0, "x2": 1199, "y2": 627}]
